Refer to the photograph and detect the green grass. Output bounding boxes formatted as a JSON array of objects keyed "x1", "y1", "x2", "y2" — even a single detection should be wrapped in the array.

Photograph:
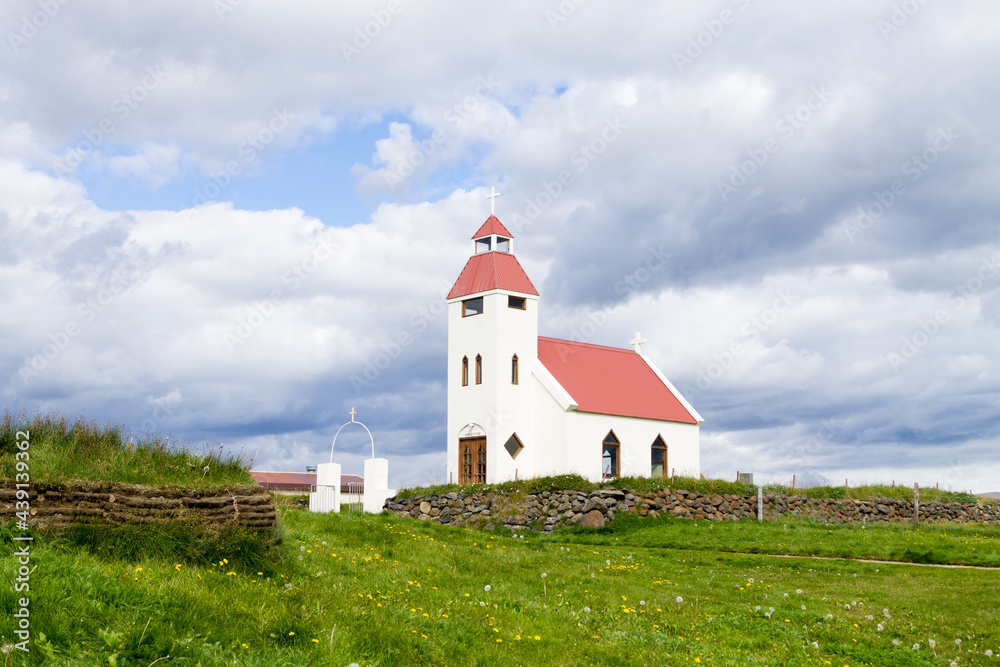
[
  {"x1": 560, "y1": 511, "x2": 1000, "y2": 568},
  {"x1": 3, "y1": 500, "x2": 999, "y2": 665},
  {"x1": 0, "y1": 409, "x2": 255, "y2": 489}
]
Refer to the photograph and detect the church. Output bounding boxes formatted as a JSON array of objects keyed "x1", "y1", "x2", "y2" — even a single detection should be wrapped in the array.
[{"x1": 446, "y1": 210, "x2": 703, "y2": 485}]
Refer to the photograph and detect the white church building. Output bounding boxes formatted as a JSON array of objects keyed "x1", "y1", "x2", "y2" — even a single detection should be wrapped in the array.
[{"x1": 446, "y1": 213, "x2": 703, "y2": 485}]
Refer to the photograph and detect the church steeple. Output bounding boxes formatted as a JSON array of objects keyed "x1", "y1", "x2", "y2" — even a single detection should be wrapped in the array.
[{"x1": 448, "y1": 215, "x2": 536, "y2": 299}]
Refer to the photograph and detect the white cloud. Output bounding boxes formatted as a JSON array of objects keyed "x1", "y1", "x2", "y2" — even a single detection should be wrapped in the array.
[{"x1": 102, "y1": 144, "x2": 182, "y2": 188}]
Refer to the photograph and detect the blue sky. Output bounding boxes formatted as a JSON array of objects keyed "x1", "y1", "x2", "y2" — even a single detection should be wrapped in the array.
[{"x1": 2, "y1": 1, "x2": 999, "y2": 491}]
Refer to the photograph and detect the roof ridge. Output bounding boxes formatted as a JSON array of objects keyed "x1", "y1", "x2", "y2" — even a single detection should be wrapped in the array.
[{"x1": 538, "y1": 335, "x2": 634, "y2": 354}]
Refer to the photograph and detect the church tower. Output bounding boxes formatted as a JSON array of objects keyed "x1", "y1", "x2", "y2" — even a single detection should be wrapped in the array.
[{"x1": 446, "y1": 214, "x2": 539, "y2": 484}]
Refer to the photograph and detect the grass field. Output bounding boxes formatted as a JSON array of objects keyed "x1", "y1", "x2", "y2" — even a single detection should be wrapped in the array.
[
  {"x1": 3, "y1": 499, "x2": 999, "y2": 666},
  {"x1": 2, "y1": 413, "x2": 998, "y2": 665}
]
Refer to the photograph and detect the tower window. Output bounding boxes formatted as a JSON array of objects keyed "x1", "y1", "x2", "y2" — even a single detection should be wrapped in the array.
[
  {"x1": 508, "y1": 296, "x2": 526, "y2": 310},
  {"x1": 476, "y1": 238, "x2": 491, "y2": 253},
  {"x1": 462, "y1": 356, "x2": 469, "y2": 386},
  {"x1": 475, "y1": 354, "x2": 482, "y2": 384},
  {"x1": 496, "y1": 238, "x2": 510, "y2": 252},
  {"x1": 463, "y1": 297, "x2": 484, "y2": 317},
  {"x1": 511, "y1": 354, "x2": 519, "y2": 385}
]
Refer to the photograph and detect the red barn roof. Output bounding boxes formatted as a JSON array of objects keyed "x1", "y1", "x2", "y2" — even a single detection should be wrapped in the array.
[
  {"x1": 447, "y1": 251, "x2": 539, "y2": 299},
  {"x1": 537, "y1": 337, "x2": 698, "y2": 424},
  {"x1": 471, "y1": 215, "x2": 513, "y2": 239},
  {"x1": 250, "y1": 471, "x2": 364, "y2": 493}
]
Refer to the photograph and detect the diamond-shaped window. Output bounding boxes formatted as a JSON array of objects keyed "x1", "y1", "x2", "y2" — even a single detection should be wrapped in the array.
[{"x1": 504, "y1": 433, "x2": 524, "y2": 460}]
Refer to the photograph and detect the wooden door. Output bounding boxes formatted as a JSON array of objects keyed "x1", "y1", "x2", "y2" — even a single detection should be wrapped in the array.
[{"x1": 459, "y1": 437, "x2": 487, "y2": 484}]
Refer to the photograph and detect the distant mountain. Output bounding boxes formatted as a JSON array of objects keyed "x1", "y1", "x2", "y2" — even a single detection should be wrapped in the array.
[{"x1": 976, "y1": 492, "x2": 1000, "y2": 501}]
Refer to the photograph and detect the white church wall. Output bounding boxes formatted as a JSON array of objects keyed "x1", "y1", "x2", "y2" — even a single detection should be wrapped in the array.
[
  {"x1": 527, "y1": 370, "x2": 572, "y2": 478},
  {"x1": 566, "y1": 411, "x2": 701, "y2": 482}
]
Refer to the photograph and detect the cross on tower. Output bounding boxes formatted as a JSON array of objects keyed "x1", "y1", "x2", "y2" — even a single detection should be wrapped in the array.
[
  {"x1": 349, "y1": 407, "x2": 357, "y2": 423},
  {"x1": 630, "y1": 331, "x2": 646, "y2": 353},
  {"x1": 486, "y1": 186, "x2": 501, "y2": 215}
]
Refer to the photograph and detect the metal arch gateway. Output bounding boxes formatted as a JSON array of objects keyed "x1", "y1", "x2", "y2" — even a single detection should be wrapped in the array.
[{"x1": 329, "y1": 407, "x2": 375, "y2": 462}]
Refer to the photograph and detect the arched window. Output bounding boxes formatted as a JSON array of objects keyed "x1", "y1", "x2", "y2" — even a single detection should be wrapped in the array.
[
  {"x1": 602, "y1": 430, "x2": 620, "y2": 480},
  {"x1": 511, "y1": 354, "x2": 519, "y2": 385},
  {"x1": 475, "y1": 354, "x2": 482, "y2": 384},
  {"x1": 462, "y1": 356, "x2": 469, "y2": 386},
  {"x1": 651, "y1": 436, "x2": 667, "y2": 478}
]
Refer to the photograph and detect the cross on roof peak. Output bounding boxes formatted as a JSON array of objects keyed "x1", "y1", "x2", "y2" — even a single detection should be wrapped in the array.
[
  {"x1": 486, "y1": 185, "x2": 500, "y2": 215},
  {"x1": 630, "y1": 331, "x2": 646, "y2": 353},
  {"x1": 349, "y1": 407, "x2": 357, "y2": 423}
]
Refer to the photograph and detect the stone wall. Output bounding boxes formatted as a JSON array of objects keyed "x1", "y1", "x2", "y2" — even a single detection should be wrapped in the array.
[
  {"x1": 0, "y1": 482, "x2": 276, "y2": 532},
  {"x1": 385, "y1": 487, "x2": 1000, "y2": 532}
]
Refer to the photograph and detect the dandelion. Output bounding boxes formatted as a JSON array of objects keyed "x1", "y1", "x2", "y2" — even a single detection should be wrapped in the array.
[
  {"x1": 877, "y1": 624, "x2": 884, "y2": 632},
  {"x1": 986, "y1": 650, "x2": 993, "y2": 657},
  {"x1": 754, "y1": 606, "x2": 761, "y2": 611},
  {"x1": 288, "y1": 631, "x2": 295, "y2": 636},
  {"x1": 796, "y1": 589, "x2": 803, "y2": 595},
  {"x1": 480, "y1": 602, "x2": 486, "y2": 607},
  {"x1": 928, "y1": 639, "x2": 936, "y2": 648},
  {"x1": 534, "y1": 635, "x2": 541, "y2": 640},
  {"x1": 801, "y1": 605, "x2": 806, "y2": 611},
  {"x1": 811, "y1": 642, "x2": 819, "y2": 649},
  {"x1": 484, "y1": 585, "x2": 491, "y2": 592},
  {"x1": 541, "y1": 573, "x2": 547, "y2": 578},
  {"x1": 955, "y1": 639, "x2": 961, "y2": 646},
  {"x1": 584, "y1": 607, "x2": 591, "y2": 613},
  {"x1": 892, "y1": 639, "x2": 901, "y2": 646},
  {"x1": 175, "y1": 564, "x2": 182, "y2": 572},
  {"x1": 311, "y1": 639, "x2": 319, "y2": 644},
  {"x1": 825, "y1": 614, "x2": 833, "y2": 620},
  {"x1": 640, "y1": 600, "x2": 646, "y2": 606},
  {"x1": 676, "y1": 596, "x2": 684, "y2": 604},
  {"x1": 783, "y1": 593, "x2": 789, "y2": 598},
  {"x1": 913, "y1": 643, "x2": 920, "y2": 650},
  {"x1": 748, "y1": 578, "x2": 754, "y2": 583}
]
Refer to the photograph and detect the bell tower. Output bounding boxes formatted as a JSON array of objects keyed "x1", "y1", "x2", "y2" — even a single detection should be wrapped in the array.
[{"x1": 445, "y1": 203, "x2": 539, "y2": 485}]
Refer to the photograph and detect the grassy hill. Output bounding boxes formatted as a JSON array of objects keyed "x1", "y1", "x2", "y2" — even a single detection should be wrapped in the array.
[{"x1": 0, "y1": 410, "x2": 255, "y2": 489}]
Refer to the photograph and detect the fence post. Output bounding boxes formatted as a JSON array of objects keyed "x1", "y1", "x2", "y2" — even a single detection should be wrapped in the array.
[
  {"x1": 913, "y1": 482, "x2": 919, "y2": 525},
  {"x1": 757, "y1": 485, "x2": 763, "y2": 523}
]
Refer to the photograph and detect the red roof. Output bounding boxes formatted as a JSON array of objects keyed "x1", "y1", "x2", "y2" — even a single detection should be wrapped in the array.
[
  {"x1": 471, "y1": 215, "x2": 514, "y2": 239},
  {"x1": 250, "y1": 471, "x2": 364, "y2": 493},
  {"x1": 537, "y1": 337, "x2": 698, "y2": 424},
  {"x1": 447, "y1": 251, "x2": 539, "y2": 299}
]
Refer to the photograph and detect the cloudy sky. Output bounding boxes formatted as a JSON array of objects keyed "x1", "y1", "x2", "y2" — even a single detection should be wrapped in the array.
[{"x1": 3, "y1": 1, "x2": 998, "y2": 491}]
